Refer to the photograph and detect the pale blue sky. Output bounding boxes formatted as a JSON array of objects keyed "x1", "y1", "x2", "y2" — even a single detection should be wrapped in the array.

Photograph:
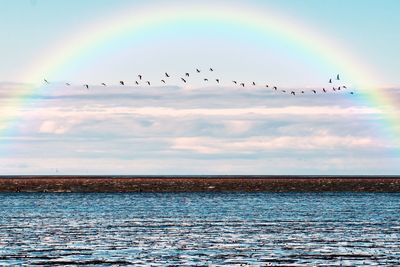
[
  {"x1": 0, "y1": 0, "x2": 399, "y2": 85},
  {"x1": 0, "y1": 0, "x2": 399, "y2": 174}
]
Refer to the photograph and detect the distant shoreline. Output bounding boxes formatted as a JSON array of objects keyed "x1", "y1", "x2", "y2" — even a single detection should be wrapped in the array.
[
  {"x1": 0, "y1": 176, "x2": 400, "y2": 192},
  {"x1": 2, "y1": 175, "x2": 400, "y2": 179}
]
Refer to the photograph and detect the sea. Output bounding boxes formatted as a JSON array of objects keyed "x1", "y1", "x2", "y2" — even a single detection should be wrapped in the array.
[{"x1": 0, "y1": 192, "x2": 399, "y2": 266}]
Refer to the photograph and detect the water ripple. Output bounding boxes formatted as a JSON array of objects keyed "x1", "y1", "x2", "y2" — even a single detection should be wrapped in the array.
[{"x1": 0, "y1": 192, "x2": 399, "y2": 266}]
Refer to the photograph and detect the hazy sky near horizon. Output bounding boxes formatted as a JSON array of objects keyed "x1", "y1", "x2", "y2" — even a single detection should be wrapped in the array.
[{"x1": 0, "y1": 0, "x2": 400, "y2": 174}]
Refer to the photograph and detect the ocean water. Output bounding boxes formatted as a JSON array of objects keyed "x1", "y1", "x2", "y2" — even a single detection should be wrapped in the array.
[{"x1": 0, "y1": 192, "x2": 399, "y2": 266}]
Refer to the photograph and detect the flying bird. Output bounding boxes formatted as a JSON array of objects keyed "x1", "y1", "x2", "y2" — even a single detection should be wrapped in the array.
[
  {"x1": 120, "y1": 81, "x2": 125, "y2": 85},
  {"x1": 291, "y1": 91, "x2": 295, "y2": 95},
  {"x1": 181, "y1": 78, "x2": 187, "y2": 83},
  {"x1": 265, "y1": 85, "x2": 269, "y2": 88},
  {"x1": 84, "y1": 84, "x2": 89, "y2": 89},
  {"x1": 240, "y1": 83, "x2": 245, "y2": 87},
  {"x1": 135, "y1": 81, "x2": 139, "y2": 85},
  {"x1": 337, "y1": 74, "x2": 340, "y2": 80},
  {"x1": 196, "y1": 68, "x2": 200, "y2": 73},
  {"x1": 350, "y1": 92, "x2": 354, "y2": 95},
  {"x1": 209, "y1": 68, "x2": 214, "y2": 72},
  {"x1": 301, "y1": 91, "x2": 305, "y2": 94},
  {"x1": 185, "y1": 73, "x2": 190, "y2": 77},
  {"x1": 65, "y1": 83, "x2": 70, "y2": 86},
  {"x1": 161, "y1": 79, "x2": 166, "y2": 84},
  {"x1": 252, "y1": 82, "x2": 256, "y2": 86},
  {"x1": 343, "y1": 86, "x2": 347, "y2": 89},
  {"x1": 216, "y1": 79, "x2": 220, "y2": 83},
  {"x1": 138, "y1": 74, "x2": 142, "y2": 80},
  {"x1": 204, "y1": 78, "x2": 208, "y2": 81},
  {"x1": 101, "y1": 83, "x2": 106, "y2": 86},
  {"x1": 338, "y1": 86, "x2": 341, "y2": 90},
  {"x1": 44, "y1": 79, "x2": 49, "y2": 84},
  {"x1": 282, "y1": 90, "x2": 286, "y2": 93},
  {"x1": 273, "y1": 86, "x2": 277, "y2": 90},
  {"x1": 312, "y1": 90, "x2": 317, "y2": 94},
  {"x1": 233, "y1": 81, "x2": 237, "y2": 84},
  {"x1": 329, "y1": 79, "x2": 332, "y2": 83},
  {"x1": 146, "y1": 81, "x2": 151, "y2": 86},
  {"x1": 165, "y1": 72, "x2": 170, "y2": 77},
  {"x1": 323, "y1": 88, "x2": 326, "y2": 93}
]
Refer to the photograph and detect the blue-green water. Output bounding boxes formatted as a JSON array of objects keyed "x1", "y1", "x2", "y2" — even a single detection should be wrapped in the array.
[{"x1": 0, "y1": 192, "x2": 399, "y2": 266}]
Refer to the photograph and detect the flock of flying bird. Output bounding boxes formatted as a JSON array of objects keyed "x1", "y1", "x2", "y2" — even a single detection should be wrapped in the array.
[{"x1": 43, "y1": 68, "x2": 355, "y2": 96}]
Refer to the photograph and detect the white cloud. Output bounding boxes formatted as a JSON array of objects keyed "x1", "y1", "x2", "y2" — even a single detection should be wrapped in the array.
[
  {"x1": 38, "y1": 119, "x2": 81, "y2": 135},
  {"x1": 16, "y1": 105, "x2": 382, "y2": 120},
  {"x1": 39, "y1": 121, "x2": 65, "y2": 134},
  {"x1": 171, "y1": 135, "x2": 383, "y2": 154},
  {"x1": 224, "y1": 120, "x2": 253, "y2": 134}
]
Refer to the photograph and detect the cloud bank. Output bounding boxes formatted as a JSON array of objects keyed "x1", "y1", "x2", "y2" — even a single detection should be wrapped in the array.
[{"x1": 0, "y1": 83, "x2": 398, "y2": 174}]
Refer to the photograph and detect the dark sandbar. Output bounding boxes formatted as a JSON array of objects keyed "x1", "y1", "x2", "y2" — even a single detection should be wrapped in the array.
[{"x1": 0, "y1": 175, "x2": 400, "y2": 192}]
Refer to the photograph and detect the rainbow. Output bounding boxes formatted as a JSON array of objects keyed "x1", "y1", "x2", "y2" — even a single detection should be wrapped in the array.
[{"x1": 2, "y1": 2, "x2": 399, "y2": 149}]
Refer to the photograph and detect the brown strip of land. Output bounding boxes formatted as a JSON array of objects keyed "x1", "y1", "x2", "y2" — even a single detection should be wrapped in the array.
[{"x1": 0, "y1": 176, "x2": 400, "y2": 192}]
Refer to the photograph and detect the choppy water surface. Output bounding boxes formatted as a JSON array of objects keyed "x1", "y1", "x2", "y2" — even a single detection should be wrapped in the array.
[{"x1": 0, "y1": 192, "x2": 399, "y2": 266}]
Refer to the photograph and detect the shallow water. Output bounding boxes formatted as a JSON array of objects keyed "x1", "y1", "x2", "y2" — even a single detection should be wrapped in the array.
[{"x1": 0, "y1": 192, "x2": 399, "y2": 266}]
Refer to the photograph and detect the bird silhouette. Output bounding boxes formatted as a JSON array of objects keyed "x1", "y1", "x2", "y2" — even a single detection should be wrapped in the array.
[
  {"x1": 312, "y1": 90, "x2": 317, "y2": 94},
  {"x1": 240, "y1": 83, "x2": 245, "y2": 87},
  {"x1": 291, "y1": 91, "x2": 295, "y2": 95},
  {"x1": 266, "y1": 85, "x2": 269, "y2": 88},
  {"x1": 329, "y1": 79, "x2": 332, "y2": 83},
  {"x1": 65, "y1": 83, "x2": 70, "y2": 86},
  {"x1": 135, "y1": 81, "x2": 139, "y2": 85},
  {"x1": 165, "y1": 72, "x2": 170, "y2": 77},
  {"x1": 233, "y1": 81, "x2": 237, "y2": 84},
  {"x1": 161, "y1": 80, "x2": 166, "y2": 84},
  {"x1": 338, "y1": 86, "x2": 341, "y2": 90},
  {"x1": 350, "y1": 92, "x2": 354, "y2": 95},
  {"x1": 120, "y1": 81, "x2": 125, "y2": 85},
  {"x1": 204, "y1": 78, "x2": 208, "y2": 81},
  {"x1": 209, "y1": 68, "x2": 214, "y2": 71},
  {"x1": 44, "y1": 79, "x2": 49, "y2": 84},
  {"x1": 282, "y1": 90, "x2": 286, "y2": 93},
  {"x1": 196, "y1": 68, "x2": 201, "y2": 73},
  {"x1": 138, "y1": 75, "x2": 142, "y2": 80},
  {"x1": 185, "y1": 73, "x2": 190, "y2": 77},
  {"x1": 333, "y1": 87, "x2": 336, "y2": 91},
  {"x1": 273, "y1": 86, "x2": 277, "y2": 90},
  {"x1": 301, "y1": 91, "x2": 305, "y2": 94},
  {"x1": 84, "y1": 84, "x2": 89, "y2": 89},
  {"x1": 146, "y1": 81, "x2": 151, "y2": 86},
  {"x1": 337, "y1": 74, "x2": 340, "y2": 80},
  {"x1": 216, "y1": 79, "x2": 220, "y2": 83},
  {"x1": 181, "y1": 78, "x2": 187, "y2": 83},
  {"x1": 343, "y1": 86, "x2": 347, "y2": 89},
  {"x1": 323, "y1": 88, "x2": 326, "y2": 93},
  {"x1": 252, "y1": 82, "x2": 256, "y2": 86},
  {"x1": 101, "y1": 83, "x2": 106, "y2": 86}
]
